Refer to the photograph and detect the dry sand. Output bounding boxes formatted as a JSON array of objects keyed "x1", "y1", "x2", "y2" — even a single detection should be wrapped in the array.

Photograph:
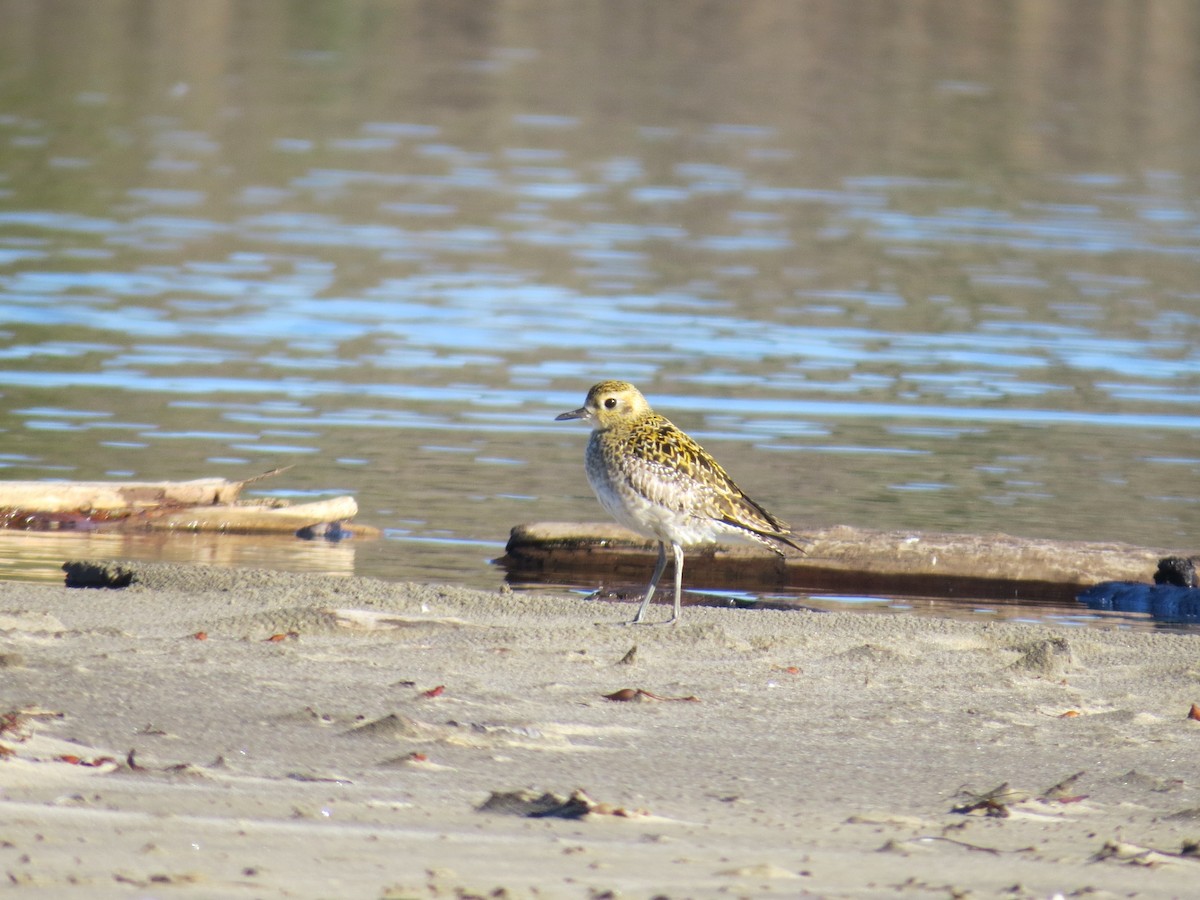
[{"x1": 2, "y1": 562, "x2": 1200, "y2": 898}]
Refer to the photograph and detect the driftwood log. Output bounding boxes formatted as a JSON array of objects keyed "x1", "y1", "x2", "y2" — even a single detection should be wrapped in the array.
[
  {"x1": 499, "y1": 522, "x2": 1185, "y2": 603},
  {"x1": 0, "y1": 470, "x2": 373, "y2": 535}
]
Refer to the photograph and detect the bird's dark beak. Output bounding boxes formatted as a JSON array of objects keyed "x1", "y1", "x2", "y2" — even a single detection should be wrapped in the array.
[{"x1": 555, "y1": 406, "x2": 590, "y2": 421}]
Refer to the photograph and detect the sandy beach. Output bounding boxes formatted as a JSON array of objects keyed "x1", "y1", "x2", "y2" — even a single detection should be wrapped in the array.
[{"x1": 2, "y1": 561, "x2": 1200, "y2": 898}]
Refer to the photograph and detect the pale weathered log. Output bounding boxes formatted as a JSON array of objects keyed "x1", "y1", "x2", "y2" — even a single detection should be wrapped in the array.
[
  {"x1": 146, "y1": 497, "x2": 361, "y2": 533},
  {"x1": 0, "y1": 470, "x2": 372, "y2": 535},
  {"x1": 0, "y1": 477, "x2": 250, "y2": 513},
  {"x1": 0, "y1": 468, "x2": 293, "y2": 516},
  {"x1": 499, "y1": 521, "x2": 1185, "y2": 602}
]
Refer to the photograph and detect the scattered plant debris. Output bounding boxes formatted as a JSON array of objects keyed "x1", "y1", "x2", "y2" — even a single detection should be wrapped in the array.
[
  {"x1": 120, "y1": 748, "x2": 225, "y2": 776},
  {"x1": 953, "y1": 773, "x2": 1089, "y2": 817},
  {"x1": 1040, "y1": 771, "x2": 1088, "y2": 803},
  {"x1": 478, "y1": 788, "x2": 648, "y2": 819},
  {"x1": 0, "y1": 711, "x2": 31, "y2": 742},
  {"x1": 0, "y1": 708, "x2": 63, "y2": 742},
  {"x1": 885, "y1": 835, "x2": 1037, "y2": 856},
  {"x1": 1091, "y1": 839, "x2": 1200, "y2": 867},
  {"x1": 951, "y1": 782, "x2": 1027, "y2": 817},
  {"x1": 56, "y1": 754, "x2": 117, "y2": 767},
  {"x1": 113, "y1": 870, "x2": 203, "y2": 887},
  {"x1": 603, "y1": 688, "x2": 699, "y2": 703},
  {"x1": 286, "y1": 771, "x2": 353, "y2": 784}
]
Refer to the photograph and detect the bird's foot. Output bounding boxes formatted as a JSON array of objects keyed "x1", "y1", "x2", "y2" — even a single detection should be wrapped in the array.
[{"x1": 618, "y1": 616, "x2": 676, "y2": 627}]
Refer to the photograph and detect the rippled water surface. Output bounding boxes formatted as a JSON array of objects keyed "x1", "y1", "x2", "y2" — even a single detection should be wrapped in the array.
[{"x1": 2, "y1": 1, "x2": 1199, "y2": 629}]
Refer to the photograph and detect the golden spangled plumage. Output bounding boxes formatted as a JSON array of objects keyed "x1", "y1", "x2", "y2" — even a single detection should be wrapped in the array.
[{"x1": 556, "y1": 380, "x2": 803, "y2": 625}]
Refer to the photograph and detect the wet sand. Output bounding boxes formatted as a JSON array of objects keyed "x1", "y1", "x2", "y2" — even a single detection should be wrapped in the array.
[{"x1": 2, "y1": 562, "x2": 1199, "y2": 898}]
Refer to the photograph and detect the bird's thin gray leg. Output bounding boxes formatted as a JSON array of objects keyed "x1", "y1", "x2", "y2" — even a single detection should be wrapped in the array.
[
  {"x1": 662, "y1": 541, "x2": 685, "y2": 625},
  {"x1": 626, "y1": 541, "x2": 668, "y2": 625}
]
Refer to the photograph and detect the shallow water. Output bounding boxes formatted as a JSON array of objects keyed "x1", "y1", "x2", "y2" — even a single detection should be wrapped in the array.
[{"x1": 1, "y1": 1, "x2": 1199, "y2": 630}]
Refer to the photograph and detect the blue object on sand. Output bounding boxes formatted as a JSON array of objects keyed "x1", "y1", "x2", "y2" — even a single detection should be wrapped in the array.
[{"x1": 1076, "y1": 556, "x2": 1200, "y2": 623}]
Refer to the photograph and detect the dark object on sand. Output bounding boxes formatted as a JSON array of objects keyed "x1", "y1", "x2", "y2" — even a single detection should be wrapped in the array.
[
  {"x1": 477, "y1": 788, "x2": 647, "y2": 819},
  {"x1": 62, "y1": 560, "x2": 137, "y2": 588},
  {"x1": 1076, "y1": 556, "x2": 1200, "y2": 623}
]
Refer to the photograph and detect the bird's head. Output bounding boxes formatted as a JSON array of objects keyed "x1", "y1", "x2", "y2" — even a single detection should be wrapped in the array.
[{"x1": 555, "y1": 380, "x2": 651, "y2": 429}]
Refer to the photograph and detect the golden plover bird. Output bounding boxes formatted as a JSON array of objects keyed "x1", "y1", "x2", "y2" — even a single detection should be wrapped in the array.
[{"x1": 556, "y1": 380, "x2": 803, "y2": 625}]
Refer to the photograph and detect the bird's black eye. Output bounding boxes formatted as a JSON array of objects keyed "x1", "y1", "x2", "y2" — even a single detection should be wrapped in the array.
[{"x1": 604, "y1": 397, "x2": 617, "y2": 409}]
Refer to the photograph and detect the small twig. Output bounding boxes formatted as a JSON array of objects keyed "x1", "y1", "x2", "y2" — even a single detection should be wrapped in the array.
[
  {"x1": 904, "y1": 836, "x2": 1037, "y2": 856},
  {"x1": 603, "y1": 688, "x2": 699, "y2": 702},
  {"x1": 239, "y1": 466, "x2": 295, "y2": 486}
]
